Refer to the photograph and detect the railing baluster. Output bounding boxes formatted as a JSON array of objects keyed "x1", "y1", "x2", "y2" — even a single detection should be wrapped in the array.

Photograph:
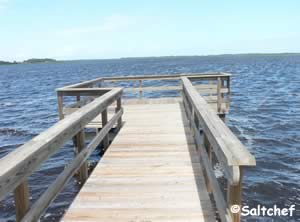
[{"x1": 14, "y1": 180, "x2": 29, "y2": 222}]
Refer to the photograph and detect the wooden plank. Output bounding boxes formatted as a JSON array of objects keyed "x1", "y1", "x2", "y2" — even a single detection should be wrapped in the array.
[
  {"x1": 0, "y1": 88, "x2": 123, "y2": 201},
  {"x1": 102, "y1": 72, "x2": 231, "y2": 82},
  {"x1": 63, "y1": 103, "x2": 215, "y2": 222},
  {"x1": 57, "y1": 77, "x2": 103, "y2": 89},
  {"x1": 56, "y1": 88, "x2": 111, "y2": 96}
]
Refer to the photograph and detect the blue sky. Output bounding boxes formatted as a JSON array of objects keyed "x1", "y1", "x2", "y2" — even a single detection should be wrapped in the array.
[{"x1": 0, "y1": 0, "x2": 299, "y2": 61}]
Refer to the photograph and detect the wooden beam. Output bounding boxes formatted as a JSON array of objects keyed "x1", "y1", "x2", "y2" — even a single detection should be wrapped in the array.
[{"x1": 56, "y1": 88, "x2": 111, "y2": 97}]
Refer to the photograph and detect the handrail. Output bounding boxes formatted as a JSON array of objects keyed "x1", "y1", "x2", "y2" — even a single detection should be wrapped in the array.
[
  {"x1": 0, "y1": 87, "x2": 123, "y2": 222},
  {"x1": 102, "y1": 72, "x2": 231, "y2": 81},
  {"x1": 181, "y1": 77, "x2": 255, "y2": 222}
]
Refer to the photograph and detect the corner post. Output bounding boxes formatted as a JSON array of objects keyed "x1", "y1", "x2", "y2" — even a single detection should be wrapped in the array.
[
  {"x1": 228, "y1": 167, "x2": 243, "y2": 222},
  {"x1": 14, "y1": 180, "x2": 30, "y2": 222},
  {"x1": 57, "y1": 91, "x2": 64, "y2": 120}
]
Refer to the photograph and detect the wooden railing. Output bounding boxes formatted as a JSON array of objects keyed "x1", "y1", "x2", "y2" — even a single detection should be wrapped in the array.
[
  {"x1": 102, "y1": 72, "x2": 231, "y2": 114},
  {"x1": 0, "y1": 88, "x2": 123, "y2": 222},
  {"x1": 181, "y1": 77, "x2": 255, "y2": 222}
]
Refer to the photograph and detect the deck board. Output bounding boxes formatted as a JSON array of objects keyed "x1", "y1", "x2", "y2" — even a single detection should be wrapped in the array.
[{"x1": 62, "y1": 102, "x2": 215, "y2": 222}]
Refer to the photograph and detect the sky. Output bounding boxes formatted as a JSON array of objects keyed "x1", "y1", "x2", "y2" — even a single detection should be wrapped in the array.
[{"x1": 0, "y1": 0, "x2": 299, "y2": 61}]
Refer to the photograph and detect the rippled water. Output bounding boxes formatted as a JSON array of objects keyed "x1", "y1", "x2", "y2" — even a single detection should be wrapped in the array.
[{"x1": 0, "y1": 55, "x2": 299, "y2": 221}]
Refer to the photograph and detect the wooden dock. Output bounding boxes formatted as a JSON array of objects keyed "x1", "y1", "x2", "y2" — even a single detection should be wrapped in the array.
[
  {"x1": 0, "y1": 73, "x2": 256, "y2": 222},
  {"x1": 63, "y1": 102, "x2": 215, "y2": 222}
]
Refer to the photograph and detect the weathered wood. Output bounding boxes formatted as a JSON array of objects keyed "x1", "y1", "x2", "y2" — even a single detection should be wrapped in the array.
[
  {"x1": 57, "y1": 92, "x2": 64, "y2": 120},
  {"x1": 139, "y1": 80, "x2": 143, "y2": 97},
  {"x1": 226, "y1": 76, "x2": 231, "y2": 110},
  {"x1": 124, "y1": 85, "x2": 221, "y2": 93},
  {"x1": 56, "y1": 88, "x2": 111, "y2": 97},
  {"x1": 217, "y1": 77, "x2": 222, "y2": 113},
  {"x1": 195, "y1": 137, "x2": 232, "y2": 222},
  {"x1": 57, "y1": 77, "x2": 104, "y2": 89},
  {"x1": 14, "y1": 180, "x2": 29, "y2": 222},
  {"x1": 102, "y1": 72, "x2": 231, "y2": 82},
  {"x1": 101, "y1": 109, "x2": 109, "y2": 150},
  {"x1": 0, "y1": 88, "x2": 123, "y2": 201},
  {"x1": 75, "y1": 130, "x2": 88, "y2": 184},
  {"x1": 63, "y1": 103, "x2": 215, "y2": 222},
  {"x1": 181, "y1": 77, "x2": 255, "y2": 168},
  {"x1": 116, "y1": 97, "x2": 122, "y2": 129},
  {"x1": 21, "y1": 109, "x2": 123, "y2": 222},
  {"x1": 203, "y1": 133, "x2": 212, "y2": 193},
  {"x1": 227, "y1": 167, "x2": 243, "y2": 222}
]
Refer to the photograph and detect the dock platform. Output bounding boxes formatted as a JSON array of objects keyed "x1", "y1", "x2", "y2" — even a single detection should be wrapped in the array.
[
  {"x1": 0, "y1": 73, "x2": 256, "y2": 222},
  {"x1": 63, "y1": 102, "x2": 214, "y2": 222}
]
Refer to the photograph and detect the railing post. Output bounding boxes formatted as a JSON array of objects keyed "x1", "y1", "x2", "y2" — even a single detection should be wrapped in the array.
[
  {"x1": 116, "y1": 97, "x2": 122, "y2": 129},
  {"x1": 75, "y1": 130, "x2": 88, "y2": 184},
  {"x1": 74, "y1": 95, "x2": 88, "y2": 185},
  {"x1": 139, "y1": 80, "x2": 143, "y2": 98},
  {"x1": 14, "y1": 180, "x2": 30, "y2": 222},
  {"x1": 57, "y1": 91, "x2": 64, "y2": 120},
  {"x1": 226, "y1": 76, "x2": 231, "y2": 110},
  {"x1": 228, "y1": 167, "x2": 243, "y2": 222},
  {"x1": 217, "y1": 77, "x2": 222, "y2": 113},
  {"x1": 102, "y1": 109, "x2": 109, "y2": 150},
  {"x1": 203, "y1": 133, "x2": 212, "y2": 193}
]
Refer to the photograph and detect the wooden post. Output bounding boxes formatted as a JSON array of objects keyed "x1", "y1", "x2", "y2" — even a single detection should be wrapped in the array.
[
  {"x1": 116, "y1": 97, "x2": 122, "y2": 129},
  {"x1": 228, "y1": 167, "x2": 243, "y2": 222},
  {"x1": 75, "y1": 131, "x2": 88, "y2": 184},
  {"x1": 226, "y1": 76, "x2": 231, "y2": 110},
  {"x1": 14, "y1": 180, "x2": 30, "y2": 222},
  {"x1": 139, "y1": 80, "x2": 143, "y2": 98},
  {"x1": 57, "y1": 92, "x2": 64, "y2": 120},
  {"x1": 217, "y1": 77, "x2": 222, "y2": 113},
  {"x1": 203, "y1": 133, "x2": 212, "y2": 193},
  {"x1": 102, "y1": 109, "x2": 109, "y2": 150}
]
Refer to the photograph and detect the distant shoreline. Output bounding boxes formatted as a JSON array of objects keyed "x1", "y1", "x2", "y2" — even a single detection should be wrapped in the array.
[
  {"x1": 0, "y1": 58, "x2": 57, "y2": 65},
  {"x1": 1, "y1": 53, "x2": 300, "y2": 65}
]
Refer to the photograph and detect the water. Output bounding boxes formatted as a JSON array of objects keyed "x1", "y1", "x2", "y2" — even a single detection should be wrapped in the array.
[{"x1": 0, "y1": 55, "x2": 299, "y2": 221}]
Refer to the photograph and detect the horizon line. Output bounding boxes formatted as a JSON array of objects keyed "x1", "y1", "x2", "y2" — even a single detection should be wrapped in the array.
[{"x1": 1, "y1": 52, "x2": 300, "y2": 63}]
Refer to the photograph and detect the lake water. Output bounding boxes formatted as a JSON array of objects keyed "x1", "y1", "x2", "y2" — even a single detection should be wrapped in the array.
[{"x1": 0, "y1": 55, "x2": 299, "y2": 221}]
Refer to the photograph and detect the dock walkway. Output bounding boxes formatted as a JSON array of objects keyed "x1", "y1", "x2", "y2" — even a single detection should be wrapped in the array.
[{"x1": 63, "y1": 102, "x2": 214, "y2": 222}]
